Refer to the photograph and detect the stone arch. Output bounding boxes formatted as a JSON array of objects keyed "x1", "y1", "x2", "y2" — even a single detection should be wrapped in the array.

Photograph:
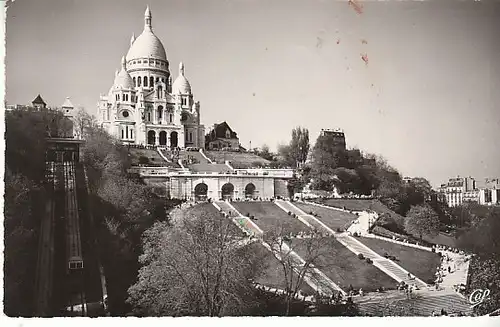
[
  {"x1": 221, "y1": 183, "x2": 234, "y2": 200},
  {"x1": 245, "y1": 183, "x2": 257, "y2": 199},
  {"x1": 170, "y1": 131, "x2": 178, "y2": 148},
  {"x1": 159, "y1": 131, "x2": 167, "y2": 146},
  {"x1": 147, "y1": 130, "x2": 156, "y2": 145},
  {"x1": 194, "y1": 183, "x2": 208, "y2": 201}
]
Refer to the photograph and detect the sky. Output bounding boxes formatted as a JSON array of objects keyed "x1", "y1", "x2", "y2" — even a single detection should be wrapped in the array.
[{"x1": 5, "y1": 0, "x2": 500, "y2": 188}]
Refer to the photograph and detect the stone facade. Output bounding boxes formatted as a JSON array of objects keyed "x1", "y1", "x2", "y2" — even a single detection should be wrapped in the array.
[
  {"x1": 169, "y1": 174, "x2": 276, "y2": 200},
  {"x1": 97, "y1": 7, "x2": 204, "y2": 149}
]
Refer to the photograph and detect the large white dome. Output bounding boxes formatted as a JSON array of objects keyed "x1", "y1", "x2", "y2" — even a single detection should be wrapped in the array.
[{"x1": 126, "y1": 6, "x2": 167, "y2": 62}]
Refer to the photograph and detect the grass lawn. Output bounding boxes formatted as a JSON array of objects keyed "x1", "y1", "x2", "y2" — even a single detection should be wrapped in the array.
[
  {"x1": 232, "y1": 202, "x2": 310, "y2": 235},
  {"x1": 313, "y1": 199, "x2": 405, "y2": 221},
  {"x1": 295, "y1": 202, "x2": 357, "y2": 230},
  {"x1": 185, "y1": 203, "x2": 246, "y2": 237},
  {"x1": 357, "y1": 236, "x2": 441, "y2": 283},
  {"x1": 248, "y1": 243, "x2": 316, "y2": 295},
  {"x1": 291, "y1": 237, "x2": 398, "y2": 292}
]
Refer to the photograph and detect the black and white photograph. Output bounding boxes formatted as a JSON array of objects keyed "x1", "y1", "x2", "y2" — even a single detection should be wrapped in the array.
[{"x1": 2, "y1": 0, "x2": 500, "y2": 321}]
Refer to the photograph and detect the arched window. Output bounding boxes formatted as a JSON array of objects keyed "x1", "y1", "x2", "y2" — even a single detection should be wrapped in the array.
[
  {"x1": 158, "y1": 106, "x2": 163, "y2": 120},
  {"x1": 133, "y1": 77, "x2": 136, "y2": 87},
  {"x1": 156, "y1": 77, "x2": 159, "y2": 83},
  {"x1": 147, "y1": 112, "x2": 151, "y2": 121},
  {"x1": 169, "y1": 114, "x2": 173, "y2": 123},
  {"x1": 121, "y1": 127, "x2": 124, "y2": 139},
  {"x1": 130, "y1": 128, "x2": 134, "y2": 139},
  {"x1": 150, "y1": 76, "x2": 154, "y2": 87},
  {"x1": 144, "y1": 76, "x2": 148, "y2": 87},
  {"x1": 138, "y1": 77, "x2": 141, "y2": 87}
]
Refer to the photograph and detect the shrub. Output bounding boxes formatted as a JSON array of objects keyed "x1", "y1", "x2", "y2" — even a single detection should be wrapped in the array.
[
  {"x1": 431, "y1": 248, "x2": 436, "y2": 253},
  {"x1": 138, "y1": 156, "x2": 150, "y2": 165},
  {"x1": 366, "y1": 258, "x2": 373, "y2": 264},
  {"x1": 357, "y1": 253, "x2": 365, "y2": 260},
  {"x1": 288, "y1": 211, "x2": 292, "y2": 216}
]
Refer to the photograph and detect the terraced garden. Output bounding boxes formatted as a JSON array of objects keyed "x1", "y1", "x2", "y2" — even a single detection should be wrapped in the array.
[
  {"x1": 356, "y1": 236, "x2": 441, "y2": 283},
  {"x1": 290, "y1": 237, "x2": 398, "y2": 292},
  {"x1": 295, "y1": 202, "x2": 357, "y2": 230},
  {"x1": 232, "y1": 202, "x2": 310, "y2": 235}
]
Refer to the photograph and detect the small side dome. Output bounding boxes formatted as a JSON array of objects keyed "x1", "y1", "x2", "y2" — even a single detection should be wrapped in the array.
[
  {"x1": 113, "y1": 56, "x2": 134, "y2": 90},
  {"x1": 172, "y1": 62, "x2": 192, "y2": 94}
]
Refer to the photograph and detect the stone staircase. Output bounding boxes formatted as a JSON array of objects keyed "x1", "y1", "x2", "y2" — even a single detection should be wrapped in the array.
[
  {"x1": 357, "y1": 291, "x2": 472, "y2": 316},
  {"x1": 275, "y1": 200, "x2": 333, "y2": 234},
  {"x1": 336, "y1": 233, "x2": 428, "y2": 289}
]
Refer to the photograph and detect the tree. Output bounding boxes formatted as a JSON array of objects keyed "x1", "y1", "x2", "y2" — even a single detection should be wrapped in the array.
[
  {"x1": 257, "y1": 144, "x2": 274, "y2": 161},
  {"x1": 289, "y1": 127, "x2": 310, "y2": 168},
  {"x1": 127, "y1": 206, "x2": 265, "y2": 316},
  {"x1": 264, "y1": 229, "x2": 339, "y2": 316},
  {"x1": 73, "y1": 107, "x2": 98, "y2": 139},
  {"x1": 405, "y1": 204, "x2": 440, "y2": 240},
  {"x1": 310, "y1": 133, "x2": 349, "y2": 191},
  {"x1": 286, "y1": 174, "x2": 305, "y2": 198}
]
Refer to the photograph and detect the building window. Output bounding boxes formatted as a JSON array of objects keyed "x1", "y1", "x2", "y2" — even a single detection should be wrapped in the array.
[
  {"x1": 133, "y1": 77, "x2": 136, "y2": 87},
  {"x1": 169, "y1": 114, "x2": 173, "y2": 123},
  {"x1": 156, "y1": 77, "x2": 159, "y2": 83},
  {"x1": 150, "y1": 76, "x2": 154, "y2": 87},
  {"x1": 138, "y1": 77, "x2": 141, "y2": 87},
  {"x1": 144, "y1": 76, "x2": 148, "y2": 87},
  {"x1": 182, "y1": 97, "x2": 187, "y2": 106},
  {"x1": 148, "y1": 112, "x2": 151, "y2": 121},
  {"x1": 122, "y1": 111, "x2": 129, "y2": 118},
  {"x1": 121, "y1": 128, "x2": 124, "y2": 139},
  {"x1": 131, "y1": 128, "x2": 134, "y2": 139}
]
